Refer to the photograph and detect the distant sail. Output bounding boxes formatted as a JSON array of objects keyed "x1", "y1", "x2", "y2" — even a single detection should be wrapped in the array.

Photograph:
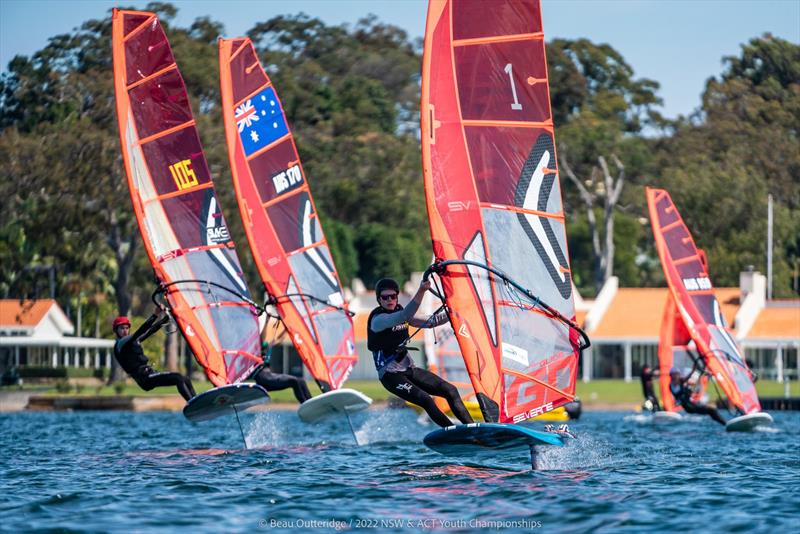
[
  {"x1": 647, "y1": 187, "x2": 760, "y2": 415},
  {"x1": 219, "y1": 37, "x2": 357, "y2": 392},
  {"x1": 421, "y1": 0, "x2": 586, "y2": 423},
  {"x1": 657, "y1": 295, "x2": 709, "y2": 412},
  {"x1": 112, "y1": 10, "x2": 262, "y2": 386}
]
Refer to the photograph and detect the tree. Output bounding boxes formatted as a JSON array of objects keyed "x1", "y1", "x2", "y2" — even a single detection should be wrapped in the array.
[
  {"x1": 652, "y1": 35, "x2": 800, "y2": 295},
  {"x1": 546, "y1": 38, "x2": 662, "y2": 293}
]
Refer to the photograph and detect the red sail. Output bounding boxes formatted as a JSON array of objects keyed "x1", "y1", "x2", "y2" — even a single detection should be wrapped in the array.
[
  {"x1": 219, "y1": 38, "x2": 357, "y2": 391},
  {"x1": 647, "y1": 187, "x2": 760, "y2": 415},
  {"x1": 112, "y1": 10, "x2": 262, "y2": 386},
  {"x1": 422, "y1": 0, "x2": 581, "y2": 423}
]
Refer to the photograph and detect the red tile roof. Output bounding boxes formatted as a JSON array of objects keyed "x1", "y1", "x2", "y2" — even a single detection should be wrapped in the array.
[
  {"x1": 590, "y1": 288, "x2": 740, "y2": 338},
  {"x1": 0, "y1": 299, "x2": 57, "y2": 327},
  {"x1": 749, "y1": 302, "x2": 800, "y2": 339}
]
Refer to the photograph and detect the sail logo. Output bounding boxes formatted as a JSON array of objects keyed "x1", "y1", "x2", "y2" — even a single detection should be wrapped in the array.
[
  {"x1": 514, "y1": 134, "x2": 572, "y2": 300},
  {"x1": 206, "y1": 226, "x2": 230, "y2": 243},
  {"x1": 448, "y1": 200, "x2": 474, "y2": 212},
  {"x1": 458, "y1": 324, "x2": 470, "y2": 338},
  {"x1": 272, "y1": 164, "x2": 303, "y2": 195},
  {"x1": 512, "y1": 401, "x2": 554, "y2": 423},
  {"x1": 502, "y1": 342, "x2": 529, "y2": 366},
  {"x1": 168, "y1": 159, "x2": 198, "y2": 191},
  {"x1": 683, "y1": 277, "x2": 711, "y2": 291}
]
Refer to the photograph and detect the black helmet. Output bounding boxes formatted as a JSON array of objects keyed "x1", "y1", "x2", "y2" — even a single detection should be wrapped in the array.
[{"x1": 375, "y1": 278, "x2": 400, "y2": 302}]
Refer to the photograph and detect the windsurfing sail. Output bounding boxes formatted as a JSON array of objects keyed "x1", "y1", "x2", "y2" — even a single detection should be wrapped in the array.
[
  {"x1": 112, "y1": 10, "x2": 262, "y2": 386},
  {"x1": 421, "y1": 0, "x2": 588, "y2": 424},
  {"x1": 424, "y1": 313, "x2": 477, "y2": 415},
  {"x1": 646, "y1": 187, "x2": 760, "y2": 415},
  {"x1": 657, "y1": 295, "x2": 708, "y2": 412},
  {"x1": 218, "y1": 37, "x2": 357, "y2": 392}
]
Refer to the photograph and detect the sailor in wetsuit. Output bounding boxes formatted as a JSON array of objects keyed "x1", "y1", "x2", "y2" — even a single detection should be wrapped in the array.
[
  {"x1": 368, "y1": 277, "x2": 474, "y2": 428},
  {"x1": 251, "y1": 340, "x2": 312, "y2": 403},
  {"x1": 640, "y1": 364, "x2": 661, "y2": 412},
  {"x1": 668, "y1": 367, "x2": 726, "y2": 425},
  {"x1": 112, "y1": 309, "x2": 196, "y2": 402}
]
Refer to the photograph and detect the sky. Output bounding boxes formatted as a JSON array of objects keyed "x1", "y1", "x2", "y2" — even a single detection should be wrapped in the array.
[{"x1": 1, "y1": 0, "x2": 798, "y2": 119}]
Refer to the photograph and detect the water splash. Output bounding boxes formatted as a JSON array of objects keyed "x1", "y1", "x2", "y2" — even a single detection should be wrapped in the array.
[
  {"x1": 355, "y1": 407, "x2": 427, "y2": 445},
  {"x1": 246, "y1": 411, "x2": 288, "y2": 448}
]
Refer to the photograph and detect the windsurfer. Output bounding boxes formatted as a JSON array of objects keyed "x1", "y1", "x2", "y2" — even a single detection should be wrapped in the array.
[
  {"x1": 112, "y1": 309, "x2": 196, "y2": 402},
  {"x1": 368, "y1": 277, "x2": 474, "y2": 428},
  {"x1": 252, "y1": 340, "x2": 312, "y2": 403},
  {"x1": 640, "y1": 364, "x2": 661, "y2": 412},
  {"x1": 668, "y1": 368, "x2": 726, "y2": 425}
]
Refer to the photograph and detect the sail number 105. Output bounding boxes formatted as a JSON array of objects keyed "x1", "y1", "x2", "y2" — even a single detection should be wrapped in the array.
[{"x1": 169, "y1": 159, "x2": 199, "y2": 190}]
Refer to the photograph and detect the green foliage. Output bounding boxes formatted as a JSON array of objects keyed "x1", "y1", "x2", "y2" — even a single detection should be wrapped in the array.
[
  {"x1": 650, "y1": 35, "x2": 800, "y2": 295},
  {"x1": 318, "y1": 214, "x2": 358, "y2": 287},
  {"x1": 0, "y1": 4, "x2": 796, "y2": 317},
  {"x1": 54, "y1": 379, "x2": 72, "y2": 393},
  {"x1": 18, "y1": 367, "x2": 68, "y2": 378},
  {"x1": 354, "y1": 223, "x2": 429, "y2": 288}
]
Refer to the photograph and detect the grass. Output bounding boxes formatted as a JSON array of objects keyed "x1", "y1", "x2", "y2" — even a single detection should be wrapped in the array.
[
  {"x1": 5, "y1": 379, "x2": 797, "y2": 405},
  {"x1": 575, "y1": 379, "x2": 799, "y2": 406}
]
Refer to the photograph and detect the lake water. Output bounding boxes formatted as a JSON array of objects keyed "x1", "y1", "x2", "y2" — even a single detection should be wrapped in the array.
[{"x1": 1, "y1": 408, "x2": 797, "y2": 533}]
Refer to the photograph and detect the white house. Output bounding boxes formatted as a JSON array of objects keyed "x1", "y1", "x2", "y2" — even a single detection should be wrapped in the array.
[{"x1": 0, "y1": 299, "x2": 114, "y2": 369}]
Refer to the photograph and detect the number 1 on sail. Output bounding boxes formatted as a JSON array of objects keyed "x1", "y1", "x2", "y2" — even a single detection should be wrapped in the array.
[{"x1": 504, "y1": 63, "x2": 523, "y2": 110}]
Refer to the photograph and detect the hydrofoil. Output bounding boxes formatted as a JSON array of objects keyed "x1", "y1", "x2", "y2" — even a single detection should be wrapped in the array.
[
  {"x1": 297, "y1": 388, "x2": 372, "y2": 444},
  {"x1": 183, "y1": 384, "x2": 270, "y2": 447}
]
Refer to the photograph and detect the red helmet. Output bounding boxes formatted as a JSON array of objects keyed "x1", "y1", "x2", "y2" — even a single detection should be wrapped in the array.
[{"x1": 112, "y1": 316, "x2": 131, "y2": 329}]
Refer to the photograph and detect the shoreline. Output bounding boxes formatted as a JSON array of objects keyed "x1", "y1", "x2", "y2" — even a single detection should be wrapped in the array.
[{"x1": 0, "y1": 391, "x2": 639, "y2": 413}]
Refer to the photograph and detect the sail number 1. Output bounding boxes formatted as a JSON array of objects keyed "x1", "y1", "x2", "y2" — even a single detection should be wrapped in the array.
[
  {"x1": 504, "y1": 63, "x2": 523, "y2": 111},
  {"x1": 169, "y1": 159, "x2": 199, "y2": 190}
]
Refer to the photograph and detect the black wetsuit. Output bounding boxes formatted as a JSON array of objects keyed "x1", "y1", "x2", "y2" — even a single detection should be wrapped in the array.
[
  {"x1": 113, "y1": 314, "x2": 196, "y2": 402},
  {"x1": 640, "y1": 367, "x2": 661, "y2": 411},
  {"x1": 368, "y1": 305, "x2": 473, "y2": 428},
  {"x1": 252, "y1": 364, "x2": 312, "y2": 404},
  {"x1": 669, "y1": 381, "x2": 726, "y2": 425}
]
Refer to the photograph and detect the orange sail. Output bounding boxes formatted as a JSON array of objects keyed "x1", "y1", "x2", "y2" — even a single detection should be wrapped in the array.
[
  {"x1": 647, "y1": 187, "x2": 760, "y2": 415},
  {"x1": 112, "y1": 10, "x2": 262, "y2": 386},
  {"x1": 218, "y1": 38, "x2": 357, "y2": 392},
  {"x1": 421, "y1": 0, "x2": 587, "y2": 423}
]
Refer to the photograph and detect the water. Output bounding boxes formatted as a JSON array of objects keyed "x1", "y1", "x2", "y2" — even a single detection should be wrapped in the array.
[{"x1": 1, "y1": 409, "x2": 797, "y2": 533}]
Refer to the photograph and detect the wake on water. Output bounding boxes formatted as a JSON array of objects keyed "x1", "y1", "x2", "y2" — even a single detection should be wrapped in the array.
[
  {"x1": 244, "y1": 407, "x2": 425, "y2": 449},
  {"x1": 211, "y1": 406, "x2": 632, "y2": 473}
]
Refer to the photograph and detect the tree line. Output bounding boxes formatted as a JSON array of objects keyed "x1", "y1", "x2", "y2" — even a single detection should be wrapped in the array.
[{"x1": 1, "y1": 3, "x2": 797, "y2": 341}]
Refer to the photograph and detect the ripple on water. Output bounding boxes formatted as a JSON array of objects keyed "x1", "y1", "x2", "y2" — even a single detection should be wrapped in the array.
[{"x1": 1, "y1": 410, "x2": 798, "y2": 533}]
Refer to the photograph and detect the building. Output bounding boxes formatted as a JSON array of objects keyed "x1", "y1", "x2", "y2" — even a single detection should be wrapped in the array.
[
  {"x1": 0, "y1": 299, "x2": 114, "y2": 370},
  {"x1": 582, "y1": 272, "x2": 799, "y2": 382}
]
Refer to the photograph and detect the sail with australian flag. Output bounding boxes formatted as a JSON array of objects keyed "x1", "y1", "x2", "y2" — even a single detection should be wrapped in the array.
[
  {"x1": 111, "y1": 9, "x2": 263, "y2": 392},
  {"x1": 420, "y1": 0, "x2": 589, "y2": 428},
  {"x1": 218, "y1": 37, "x2": 358, "y2": 393}
]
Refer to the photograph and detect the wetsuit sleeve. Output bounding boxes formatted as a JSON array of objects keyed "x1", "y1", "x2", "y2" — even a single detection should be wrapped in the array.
[
  {"x1": 131, "y1": 313, "x2": 168, "y2": 343},
  {"x1": 371, "y1": 299, "x2": 424, "y2": 333},
  {"x1": 408, "y1": 310, "x2": 449, "y2": 328}
]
